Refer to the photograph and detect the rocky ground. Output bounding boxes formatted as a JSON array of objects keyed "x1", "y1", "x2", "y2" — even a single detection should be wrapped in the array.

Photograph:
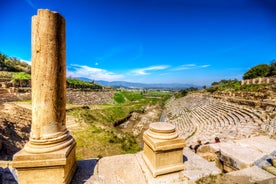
[
  {"x1": 118, "y1": 103, "x2": 163, "y2": 147},
  {"x1": 66, "y1": 90, "x2": 115, "y2": 105},
  {"x1": 0, "y1": 103, "x2": 31, "y2": 160}
]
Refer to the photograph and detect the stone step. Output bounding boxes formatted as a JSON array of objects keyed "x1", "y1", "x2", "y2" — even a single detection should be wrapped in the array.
[{"x1": 226, "y1": 166, "x2": 276, "y2": 183}]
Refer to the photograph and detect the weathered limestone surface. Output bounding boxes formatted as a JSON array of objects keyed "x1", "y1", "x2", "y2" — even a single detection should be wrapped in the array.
[
  {"x1": 90, "y1": 153, "x2": 147, "y2": 184},
  {"x1": 208, "y1": 136, "x2": 276, "y2": 170},
  {"x1": 143, "y1": 122, "x2": 185, "y2": 177},
  {"x1": 88, "y1": 149, "x2": 222, "y2": 183},
  {"x1": 89, "y1": 152, "x2": 190, "y2": 184},
  {"x1": 183, "y1": 148, "x2": 221, "y2": 180},
  {"x1": 12, "y1": 9, "x2": 76, "y2": 184},
  {"x1": 237, "y1": 136, "x2": 276, "y2": 154},
  {"x1": 13, "y1": 143, "x2": 76, "y2": 184},
  {"x1": 226, "y1": 166, "x2": 275, "y2": 183}
]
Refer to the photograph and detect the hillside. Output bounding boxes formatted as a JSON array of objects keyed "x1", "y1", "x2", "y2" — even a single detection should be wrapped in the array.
[
  {"x1": 95, "y1": 80, "x2": 200, "y2": 89},
  {"x1": 0, "y1": 53, "x2": 31, "y2": 74},
  {"x1": 0, "y1": 90, "x2": 171, "y2": 160}
]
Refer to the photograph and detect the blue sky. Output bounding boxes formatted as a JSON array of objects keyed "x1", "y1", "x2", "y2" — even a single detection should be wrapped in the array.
[{"x1": 0, "y1": 0, "x2": 276, "y2": 86}]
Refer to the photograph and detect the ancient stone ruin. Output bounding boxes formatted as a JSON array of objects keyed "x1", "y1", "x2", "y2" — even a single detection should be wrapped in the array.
[
  {"x1": 12, "y1": 9, "x2": 76, "y2": 184},
  {"x1": 241, "y1": 76, "x2": 276, "y2": 85},
  {"x1": 0, "y1": 8, "x2": 275, "y2": 184},
  {"x1": 143, "y1": 122, "x2": 185, "y2": 177}
]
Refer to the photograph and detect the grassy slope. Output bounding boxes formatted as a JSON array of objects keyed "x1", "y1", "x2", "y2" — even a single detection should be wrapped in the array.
[{"x1": 68, "y1": 90, "x2": 171, "y2": 160}]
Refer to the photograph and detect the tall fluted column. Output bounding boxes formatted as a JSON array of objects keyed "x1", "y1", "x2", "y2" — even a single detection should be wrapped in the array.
[
  {"x1": 31, "y1": 8, "x2": 67, "y2": 139},
  {"x1": 13, "y1": 9, "x2": 76, "y2": 184},
  {"x1": 23, "y1": 9, "x2": 74, "y2": 153}
]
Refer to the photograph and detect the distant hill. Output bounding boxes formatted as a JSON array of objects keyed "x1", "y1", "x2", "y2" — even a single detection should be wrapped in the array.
[
  {"x1": 77, "y1": 77, "x2": 200, "y2": 89},
  {"x1": 94, "y1": 80, "x2": 200, "y2": 89}
]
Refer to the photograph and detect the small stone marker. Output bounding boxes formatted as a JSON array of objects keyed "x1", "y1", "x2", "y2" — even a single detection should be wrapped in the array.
[{"x1": 142, "y1": 122, "x2": 185, "y2": 177}]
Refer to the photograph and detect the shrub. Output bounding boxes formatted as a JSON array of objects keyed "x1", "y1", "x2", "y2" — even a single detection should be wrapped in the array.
[
  {"x1": 243, "y1": 64, "x2": 270, "y2": 79},
  {"x1": 113, "y1": 92, "x2": 126, "y2": 103},
  {"x1": 12, "y1": 72, "x2": 31, "y2": 80},
  {"x1": 269, "y1": 61, "x2": 276, "y2": 76}
]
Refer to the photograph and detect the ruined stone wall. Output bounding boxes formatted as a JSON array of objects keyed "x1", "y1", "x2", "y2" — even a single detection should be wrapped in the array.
[
  {"x1": 241, "y1": 76, "x2": 276, "y2": 85},
  {"x1": 0, "y1": 80, "x2": 31, "y2": 88},
  {"x1": 0, "y1": 89, "x2": 114, "y2": 105},
  {"x1": 66, "y1": 90, "x2": 115, "y2": 105}
]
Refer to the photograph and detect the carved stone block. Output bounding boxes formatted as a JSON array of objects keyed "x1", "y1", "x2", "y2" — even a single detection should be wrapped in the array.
[
  {"x1": 142, "y1": 122, "x2": 185, "y2": 177},
  {"x1": 13, "y1": 142, "x2": 76, "y2": 184}
]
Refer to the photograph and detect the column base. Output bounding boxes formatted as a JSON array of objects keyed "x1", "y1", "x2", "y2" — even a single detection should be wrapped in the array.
[
  {"x1": 142, "y1": 152, "x2": 185, "y2": 177},
  {"x1": 12, "y1": 142, "x2": 76, "y2": 184},
  {"x1": 142, "y1": 143, "x2": 185, "y2": 177},
  {"x1": 142, "y1": 122, "x2": 185, "y2": 178}
]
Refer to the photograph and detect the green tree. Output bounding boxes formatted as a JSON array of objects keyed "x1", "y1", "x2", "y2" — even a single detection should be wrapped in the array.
[
  {"x1": 243, "y1": 64, "x2": 270, "y2": 79},
  {"x1": 268, "y1": 60, "x2": 276, "y2": 76},
  {"x1": 211, "y1": 81, "x2": 219, "y2": 86},
  {"x1": 0, "y1": 53, "x2": 7, "y2": 62}
]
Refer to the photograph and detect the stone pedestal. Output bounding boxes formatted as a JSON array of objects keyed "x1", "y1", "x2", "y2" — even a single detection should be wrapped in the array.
[
  {"x1": 13, "y1": 143, "x2": 76, "y2": 184},
  {"x1": 12, "y1": 9, "x2": 76, "y2": 184},
  {"x1": 142, "y1": 122, "x2": 185, "y2": 177}
]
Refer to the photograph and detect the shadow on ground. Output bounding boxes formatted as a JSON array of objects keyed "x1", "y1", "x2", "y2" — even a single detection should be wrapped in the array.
[
  {"x1": 0, "y1": 167, "x2": 17, "y2": 184},
  {"x1": 71, "y1": 159, "x2": 98, "y2": 184}
]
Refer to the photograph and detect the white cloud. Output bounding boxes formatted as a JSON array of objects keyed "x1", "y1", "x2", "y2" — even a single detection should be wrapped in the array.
[
  {"x1": 184, "y1": 64, "x2": 196, "y2": 67},
  {"x1": 130, "y1": 65, "x2": 170, "y2": 75},
  {"x1": 20, "y1": 59, "x2": 32, "y2": 65},
  {"x1": 25, "y1": 0, "x2": 36, "y2": 9},
  {"x1": 200, "y1": 65, "x2": 211, "y2": 68},
  {"x1": 67, "y1": 64, "x2": 124, "y2": 81},
  {"x1": 173, "y1": 66, "x2": 189, "y2": 71},
  {"x1": 173, "y1": 64, "x2": 210, "y2": 70}
]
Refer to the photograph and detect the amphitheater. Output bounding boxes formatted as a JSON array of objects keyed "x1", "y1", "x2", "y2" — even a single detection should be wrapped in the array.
[{"x1": 163, "y1": 93, "x2": 274, "y2": 146}]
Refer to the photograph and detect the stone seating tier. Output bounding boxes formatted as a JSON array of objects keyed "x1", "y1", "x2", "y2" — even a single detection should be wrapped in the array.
[{"x1": 163, "y1": 94, "x2": 270, "y2": 146}]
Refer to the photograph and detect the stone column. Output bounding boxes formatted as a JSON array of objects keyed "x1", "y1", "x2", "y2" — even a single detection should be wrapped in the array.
[
  {"x1": 13, "y1": 9, "x2": 76, "y2": 184},
  {"x1": 24, "y1": 8, "x2": 73, "y2": 153}
]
